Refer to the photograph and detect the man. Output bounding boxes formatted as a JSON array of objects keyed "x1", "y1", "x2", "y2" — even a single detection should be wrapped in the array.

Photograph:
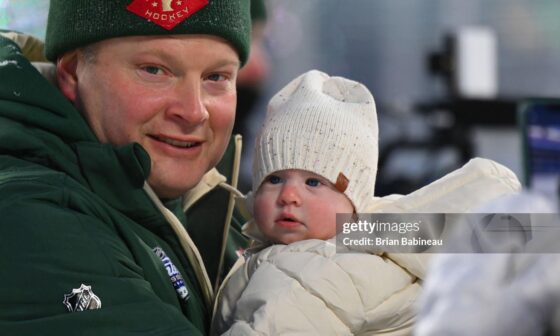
[{"x1": 0, "y1": 0, "x2": 250, "y2": 334}]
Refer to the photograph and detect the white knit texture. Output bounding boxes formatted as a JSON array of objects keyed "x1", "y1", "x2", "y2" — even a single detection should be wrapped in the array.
[{"x1": 253, "y1": 70, "x2": 378, "y2": 212}]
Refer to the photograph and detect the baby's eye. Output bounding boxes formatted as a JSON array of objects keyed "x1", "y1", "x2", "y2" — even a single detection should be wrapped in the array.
[
  {"x1": 266, "y1": 175, "x2": 282, "y2": 184},
  {"x1": 305, "y1": 178, "x2": 321, "y2": 187}
]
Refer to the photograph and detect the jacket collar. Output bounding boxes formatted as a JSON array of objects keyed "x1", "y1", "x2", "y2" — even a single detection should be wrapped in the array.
[{"x1": 182, "y1": 168, "x2": 227, "y2": 212}]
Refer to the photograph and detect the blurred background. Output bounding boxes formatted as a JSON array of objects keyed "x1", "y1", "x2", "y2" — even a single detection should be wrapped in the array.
[
  {"x1": 4, "y1": 0, "x2": 560, "y2": 203},
  {"x1": 0, "y1": 0, "x2": 49, "y2": 38}
]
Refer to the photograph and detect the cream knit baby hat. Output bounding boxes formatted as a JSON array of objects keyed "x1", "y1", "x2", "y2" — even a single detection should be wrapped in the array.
[{"x1": 252, "y1": 69, "x2": 378, "y2": 212}]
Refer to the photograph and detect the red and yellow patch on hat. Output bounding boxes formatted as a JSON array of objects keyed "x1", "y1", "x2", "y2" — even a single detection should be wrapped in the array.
[{"x1": 127, "y1": 0, "x2": 209, "y2": 30}]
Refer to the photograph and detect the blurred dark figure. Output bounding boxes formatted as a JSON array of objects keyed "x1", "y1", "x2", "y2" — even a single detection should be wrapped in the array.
[
  {"x1": 233, "y1": 0, "x2": 270, "y2": 138},
  {"x1": 235, "y1": 0, "x2": 270, "y2": 192}
]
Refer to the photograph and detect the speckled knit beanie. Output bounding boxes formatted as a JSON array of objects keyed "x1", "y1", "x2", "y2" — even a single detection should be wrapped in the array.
[
  {"x1": 45, "y1": 0, "x2": 251, "y2": 64},
  {"x1": 253, "y1": 70, "x2": 379, "y2": 212}
]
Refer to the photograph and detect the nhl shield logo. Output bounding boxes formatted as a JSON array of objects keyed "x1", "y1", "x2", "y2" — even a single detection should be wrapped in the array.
[
  {"x1": 63, "y1": 284, "x2": 102, "y2": 312},
  {"x1": 127, "y1": 0, "x2": 210, "y2": 30}
]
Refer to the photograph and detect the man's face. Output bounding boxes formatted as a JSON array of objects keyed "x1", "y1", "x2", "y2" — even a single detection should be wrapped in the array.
[
  {"x1": 62, "y1": 35, "x2": 239, "y2": 198},
  {"x1": 253, "y1": 169, "x2": 355, "y2": 244}
]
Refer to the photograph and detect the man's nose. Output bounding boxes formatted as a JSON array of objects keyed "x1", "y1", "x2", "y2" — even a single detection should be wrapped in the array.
[
  {"x1": 277, "y1": 183, "x2": 302, "y2": 206},
  {"x1": 167, "y1": 83, "x2": 209, "y2": 125}
]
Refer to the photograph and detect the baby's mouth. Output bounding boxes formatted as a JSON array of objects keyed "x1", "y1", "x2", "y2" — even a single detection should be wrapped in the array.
[{"x1": 275, "y1": 213, "x2": 303, "y2": 228}]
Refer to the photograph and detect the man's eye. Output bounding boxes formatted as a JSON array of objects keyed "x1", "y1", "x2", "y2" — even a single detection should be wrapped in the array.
[
  {"x1": 305, "y1": 178, "x2": 321, "y2": 187},
  {"x1": 207, "y1": 73, "x2": 226, "y2": 81},
  {"x1": 142, "y1": 66, "x2": 163, "y2": 75},
  {"x1": 266, "y1": 175, "x2": 282, "y2": 184}
]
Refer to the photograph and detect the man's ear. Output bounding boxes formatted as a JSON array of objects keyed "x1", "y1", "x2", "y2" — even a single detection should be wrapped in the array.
[{"x1": 56, "y1": 51, "x2": 80, "y2": 103}]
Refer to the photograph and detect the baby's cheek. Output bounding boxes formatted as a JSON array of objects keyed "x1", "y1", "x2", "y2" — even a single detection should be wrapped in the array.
[{"x1": 253, "y1": 196, "x2": 272, "y2": 228}]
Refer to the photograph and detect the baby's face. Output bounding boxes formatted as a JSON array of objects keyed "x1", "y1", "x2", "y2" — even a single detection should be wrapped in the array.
[{"x1": 254, "y1": 169, "x2": 354, "y2": 244}]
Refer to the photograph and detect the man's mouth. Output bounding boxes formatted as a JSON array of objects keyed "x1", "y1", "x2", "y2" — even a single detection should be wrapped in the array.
[{"x1": 151, "y1": 135, "x2": 200, "y2": 148}]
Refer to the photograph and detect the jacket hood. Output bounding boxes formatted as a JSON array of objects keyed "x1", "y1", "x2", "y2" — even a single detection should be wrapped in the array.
[
  {"x1": 0, "y1": 36, "x2": 95, "y2": 144},
  {"x1": 0, "y1": 35, "x2": 157, "y2": 223}
]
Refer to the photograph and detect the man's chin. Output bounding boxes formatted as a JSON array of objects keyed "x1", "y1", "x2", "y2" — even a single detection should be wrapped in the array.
[
  {"x1": 148, "y1": 179, "x2": 201, "y2": 200},
  {"x1": 147, "y1": 162, "x2": 214, "y2": 199}
]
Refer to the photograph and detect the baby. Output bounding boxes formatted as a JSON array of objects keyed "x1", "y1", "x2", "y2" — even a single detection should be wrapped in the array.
[{"x1": 212, "y1": 70, "x2": 521, "y2": 335}]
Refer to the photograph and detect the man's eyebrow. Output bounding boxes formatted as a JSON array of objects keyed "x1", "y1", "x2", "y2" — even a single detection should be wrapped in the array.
[
  {"x1": 205, "y1": 58, "x2": 241, "y2": 69},
  {"x1": 135, "y1": 50, "x2": 240, "y2": 69},
  {"x1": 218, "y1": 59, "x2": 242, "y2": 68}
]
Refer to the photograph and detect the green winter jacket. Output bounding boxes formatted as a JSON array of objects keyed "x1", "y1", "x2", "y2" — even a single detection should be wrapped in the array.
[{"x1": 0, "y1": 34, "x2": 247, "y2": 335}]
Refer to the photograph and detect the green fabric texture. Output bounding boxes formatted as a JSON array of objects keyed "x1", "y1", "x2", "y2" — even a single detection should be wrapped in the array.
[
  {"x1": 45, "y1": 0, "x2": 251, "y2": 64},
  {"x1": 0, "y1": 35, "x2": 246, "y2": 335}
]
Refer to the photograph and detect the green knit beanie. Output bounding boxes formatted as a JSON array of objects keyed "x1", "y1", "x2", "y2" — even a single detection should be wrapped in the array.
[{"x1": 45, "y1": 0, "x2": 251, "y2": 64}]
